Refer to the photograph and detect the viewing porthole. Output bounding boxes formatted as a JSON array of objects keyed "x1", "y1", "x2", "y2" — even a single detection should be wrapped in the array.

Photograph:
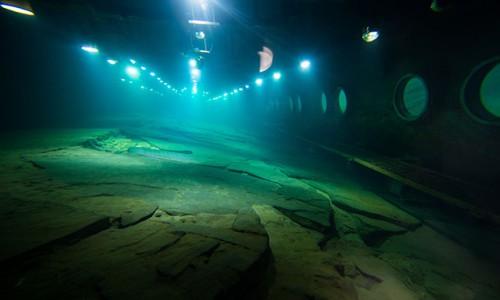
[
  {"x1": 462, "y1": 57, "x2": 500, "y2": 125},
  {"x1": 394, "y1": 75, "x2": 429, "y2": 121},
  {"x1": 321, "y1": 92, "x2": 328, "y2": 114},
  {"x1": 336, "y1": 88, "x2": 348, "y2": 114}
]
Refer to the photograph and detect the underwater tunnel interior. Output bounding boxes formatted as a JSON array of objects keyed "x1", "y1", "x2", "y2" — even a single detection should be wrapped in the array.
[{"x1": 1, "y1": 0, "x2": 500, "y2": 299}]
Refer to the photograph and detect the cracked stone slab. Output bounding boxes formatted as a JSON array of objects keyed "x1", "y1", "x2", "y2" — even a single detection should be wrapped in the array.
[
  {"x1": 169, "y1": 223, "x2": 268, "y2": 252},
  {"x1": 69, "y1": 196, "x2": 158, "y2": 228},
  {"x1": 306, "y1": 180, "x2": 421, "y2": 229},
  {"x1": 232, "y1": 207, "x2": 267, "y2": 235},
  {"x1": 9, "y1": 216, "x2": 271, "y2": 300},
  {"x1": 253, "y1": 204, "x2": 358, "y2": 300},
  {"x1": 0, "y1": 197, "x2": 109, "y2": 263}
]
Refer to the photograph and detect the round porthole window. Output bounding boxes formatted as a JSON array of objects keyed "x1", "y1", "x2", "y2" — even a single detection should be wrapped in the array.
[
  {"x1": 297, "y1": 96, "x2": 303, "y2": 113},
  {"x1": 462, "y1": 58, "x2": 500, "y2": 124},
  {"x1": 321, "y1": 92, "x2": 328, "y2": 114},
  {"x1": 336, "y1": 88, "x2": 348, "y2": 114},
  {"x1": 481, "y1": 64, "x2": 500, "y2": 117},
  {"x1": 394, "y1": 75, "x2": 429, "y2": 121}
]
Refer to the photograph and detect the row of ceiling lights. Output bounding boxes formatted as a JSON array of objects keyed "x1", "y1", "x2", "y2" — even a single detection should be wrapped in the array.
[
  {"x1": 80, "y1": 45, "x2": 184, "y2": 97},
  {"x1": 3, "y1": 0, "x2": 378, "y2": 102},
  {"x1": 208, "y1": 59, "x2": 312, "y2": 102}
]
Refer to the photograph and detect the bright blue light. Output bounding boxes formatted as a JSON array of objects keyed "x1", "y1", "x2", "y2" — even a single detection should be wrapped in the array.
[
  {"x1": 190, "y1": 68, "x2": 201, "y2": 80},
  {"x1": 300, "y1": 60, "x2": 311, "y2": 71},
  {"x1": 189, "y1": 58, "x2": 198, "y2": 68},
  {"x1": 81, "y1": 45, "x2": 99, "y2": 54},
  {"x1": 140, "y1": 66, "x2": 147, "y2": 71},
  {"x1": 223, "y1": 92, "x2": 228, "y2": 97},
  {"x1": 273, "y1": 72, "x2": 282, "y2": 81},
  {"x1": 150, "y1": 72, "x2": 156, "y2": 77},
  {"x1": 106, "y1": 59, "x2": 118, "y2": 65},
  {"x1": 245, "y1": 85, "x2": 250, "y2": 89},
  {"x1": 233, "y1": 89, "x2": 238, "y2": 94},
  {"x1": 130, "y1": 59, "x2": 137, "y2": 64},
  {"x1": 255, "y1": 78, "x2": 263, "y2": 86},
  {"x1": 125, "y1": 66, "x2": 140, "y2": 79},
  {"x1": 239, "y1": 87, "x2": 244, "y2": 91}
]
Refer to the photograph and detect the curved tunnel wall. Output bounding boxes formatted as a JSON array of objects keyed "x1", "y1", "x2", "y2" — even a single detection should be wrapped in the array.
[{"x1": 209, "y1": 7, "x2": 500, "y2": 210}]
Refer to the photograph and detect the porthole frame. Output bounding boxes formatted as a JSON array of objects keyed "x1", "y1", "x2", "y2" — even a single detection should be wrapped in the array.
[
  {"x1": 461, "y1": 57, "x2": 500, "y2": 126},
  {"x1": 393, "y1": 74, "x2": 430, "y2": 122},
  {"x1": 334, "y1": 87, "x2": 349, "y2": 116}
]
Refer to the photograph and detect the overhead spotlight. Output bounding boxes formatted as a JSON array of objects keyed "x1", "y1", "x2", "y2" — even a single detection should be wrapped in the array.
[
  {"x1": 223, "y1": 92, "x2": 228, "y2": 97},
  {"x1": 129, "y1": 59, "x2": 137, "y2": 64},
  {"x1": 140, "y1": 66, "x2": 147, "y2": 71},
  {"x1": 300, "y1": 60, "x2": 311, "y2": 71},
  {"x1": 245, "y1": 85, "x2": 250, "y2": 89},
  {"x1": 273, "y1": 71, "x2": 282, "y2": 81},
  {"x1": 233, "y1": 89, "x2": 238, "y2": 94},
  {"x1": 362, "y1": 27, "x2": 379, "y2": 43},
  {"x1": 189, "y1": 58, "x2": 198, "y2": 68},
  {"x1": 125, "y1": 66, "x2": 140, "y2": 79},
  {"x1": 1, "y1": 1, "x2": 34, "y2": 16},
  {"x1": 81, "y1": 45, "x2": 99, "y2": 54},
  {"x1": 120, "y1": 78, "x2": 126, "y2": 82},
  {"x1": 106, "y1": 59, "x2": 118, "y2": 65},
  {"x1": 255, "y1": 78, "x2": 263, "y2": 86},
  {"x1": 195, "y1": 31, "x2": 206, "y2": 40},
  {"x1": 239, "y1": 87, "x2": 243, "y2": 91},
  {"x1": 150, "y1": 72, "x2": 156, "y2": 77}
]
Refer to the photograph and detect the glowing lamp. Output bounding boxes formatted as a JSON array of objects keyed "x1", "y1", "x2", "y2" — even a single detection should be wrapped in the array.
[
  {"x1": 125, "y1": 66, "x2": 140, "y2": 79},
  {"x1": 1, "y1": 1, "x2": 34, "y2": 16},
  {"x1": 273, "y1": 72, "x2": 282, "y2": 81},
  {"x1": 81, "y1": 45, "x2": 99, "y2": 54},
  {"x1": 362, "y1": 27, "x2": 379, "y2": 43},
  {"x1": 300, "y1": 60, "x2": 311, "y2": 71},
  {"x1": 189, "y1": 58, "x2": 198, "y2": 68}
]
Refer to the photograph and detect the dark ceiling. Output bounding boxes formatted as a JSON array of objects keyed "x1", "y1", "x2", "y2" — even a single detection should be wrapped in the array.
[{"x1": 2, "y1": 0, "x2": 499, "y2": 95}]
